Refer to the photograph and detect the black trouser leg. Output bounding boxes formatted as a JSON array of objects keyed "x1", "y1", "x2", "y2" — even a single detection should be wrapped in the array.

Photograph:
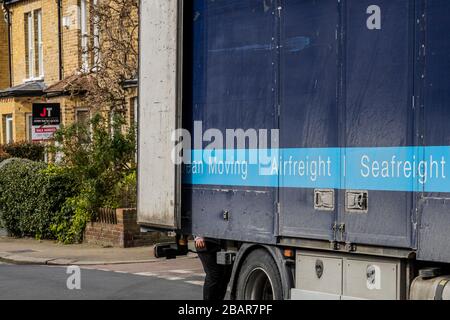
[
  {"x1": 197, "y1": 250, "x2": 231, "y2": 301},
  {"x1": 219, "y1": 263, "x2": 232, "y2": 300}
]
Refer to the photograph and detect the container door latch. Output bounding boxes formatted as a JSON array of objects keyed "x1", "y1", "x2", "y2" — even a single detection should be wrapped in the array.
[{"x1": 345, "y1": 190, "x2": 368, "y2": 213}]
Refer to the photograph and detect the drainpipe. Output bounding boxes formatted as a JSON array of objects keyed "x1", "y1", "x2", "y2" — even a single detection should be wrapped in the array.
[
  {"x1": 4, "y1": 2, "x2": 12, "y2": 87},
  {"x1": 57, "y1": 0, "x2": 63, "y2": 81}
]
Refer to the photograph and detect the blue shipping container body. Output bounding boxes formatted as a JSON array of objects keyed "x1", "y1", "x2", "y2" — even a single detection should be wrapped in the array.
[{"x1": 181, "y1": 0, "x2": 450, "y2": 263}]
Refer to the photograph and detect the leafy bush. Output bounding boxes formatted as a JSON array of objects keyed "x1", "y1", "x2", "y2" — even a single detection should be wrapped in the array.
[
  {"x1": 0, "y1": 148, "x2": 10, "y2": 163},
  {"x1": 50, "y1": 113, "x2": 136, "y2": 243},
  {"x1": 0, "y1": 113, "x2": 137, "y2": 244},
  {"x1": 104, "y1": 170, "x2": 137, "y2": 209},
  {"x1": 1, "y1": 142, "x2": 45, "y2": 162},
  {"x1": 51, "y1": 183, "x2": 94, "y2": 244},
  {"x1": 50, "y1": 169, "x2": 137, "y2": 244},
  {"x1": 0, "y1": 160, "x2": 78, "y2": 239},
  {"x1": 50, "y1": 113, "x2": 136, "y2": 210}
]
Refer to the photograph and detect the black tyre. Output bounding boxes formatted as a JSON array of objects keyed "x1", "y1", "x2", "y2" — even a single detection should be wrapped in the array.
[{"x1": 236, "y1": 249, "x2": 284, "y2": 300}]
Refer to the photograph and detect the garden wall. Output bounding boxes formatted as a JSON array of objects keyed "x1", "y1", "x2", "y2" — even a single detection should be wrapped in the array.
[{"x1": 84, "y1": 208, "x2": 169, "y2": 248}]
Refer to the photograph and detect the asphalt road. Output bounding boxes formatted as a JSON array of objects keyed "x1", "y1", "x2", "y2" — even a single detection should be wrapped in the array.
[{"x1": 0, "y1": 260, "x2": 204, "y2": 300}]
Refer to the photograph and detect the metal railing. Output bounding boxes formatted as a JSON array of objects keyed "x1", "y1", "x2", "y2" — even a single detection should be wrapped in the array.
[{"x1": 94, "y1": 208, "x2": 117, "y2": 224}]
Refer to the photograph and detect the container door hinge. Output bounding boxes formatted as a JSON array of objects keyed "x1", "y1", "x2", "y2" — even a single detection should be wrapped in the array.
[
  {"x1": 277, "y1": 6, "x2": 282, "y2": 18},
  {"x1": 330, "y1": 222, "x2": 340, "y2": 250},
  {"x1": 338, "y1": 223, "x2": 346, "y2": 242},
  {"x1": 345, "y1": 242, "x2": 357, "y2": 252}
]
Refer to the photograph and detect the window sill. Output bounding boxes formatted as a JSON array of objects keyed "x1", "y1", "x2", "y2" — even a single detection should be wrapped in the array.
[{"x1": 23, "y1": 76, "x2": 44, "y2": 83}]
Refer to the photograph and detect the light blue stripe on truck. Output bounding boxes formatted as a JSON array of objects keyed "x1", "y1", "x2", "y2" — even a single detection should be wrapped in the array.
[{"x1": 183, "y1": 146, "x2": 450, "y2": 193}]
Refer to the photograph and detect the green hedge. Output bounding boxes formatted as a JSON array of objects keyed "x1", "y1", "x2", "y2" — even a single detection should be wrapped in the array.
[
  {"x1": 0, "y1": 142, "x2": 45, "y2": 163},
  {"x1": 0, "y1": 149, "x2": 9, "y2": 162},
  {"x1": 0, "y1": 159, "x2": 78, "y2": 239},
  {"x1": 0, "y1": 114, "x2": 137, "y2": 243}
]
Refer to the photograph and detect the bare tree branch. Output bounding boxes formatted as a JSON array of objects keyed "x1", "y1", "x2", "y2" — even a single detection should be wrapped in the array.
[{"x1": 68, "y1": 0, "x2": 139, "y2": 114}]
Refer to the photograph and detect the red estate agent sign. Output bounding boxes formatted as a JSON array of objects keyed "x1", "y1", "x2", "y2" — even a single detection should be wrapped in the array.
[{"x1": 32, "y1": 103, "x2": 61, "y2": 142}]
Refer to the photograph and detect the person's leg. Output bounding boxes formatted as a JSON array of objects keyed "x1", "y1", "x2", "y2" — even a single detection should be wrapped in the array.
[
  {"x1": 203, "y1": 260, "x2": 232, "y2": 300},
  {"x1": 217, "y1": 264, "x2": 232, "y2": 300},
  {"x1": 197, "y1": 250, "x2": 223, "y2": 300}
]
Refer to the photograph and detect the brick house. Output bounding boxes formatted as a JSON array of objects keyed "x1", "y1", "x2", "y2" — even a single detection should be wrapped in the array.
[{"x1": 0, "y1": 0, "x2": 137, "y2": 144}]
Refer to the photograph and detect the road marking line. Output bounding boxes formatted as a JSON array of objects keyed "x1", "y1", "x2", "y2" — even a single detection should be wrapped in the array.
[
  {"x1": 167, "y1": 277, "x2": 184, "y2": 281},
  {"x1": 134, "y1": 272, "x2": 158, "y2": 277},
  {"x1": 169, "y1": 269, "x2": 194, "y2": 274},
  {"x1": 185, "y1": 280, "x2": 204, "y2": 286},
  {"x1": 114, "y1": 270, "x2": 128, "y2": 274},
  {"x1": 157, "y1": 276, "x2": 185, "y2": 281},
  {"x1": 193, "y1": 273, "x2": 206, "y2": 277}
]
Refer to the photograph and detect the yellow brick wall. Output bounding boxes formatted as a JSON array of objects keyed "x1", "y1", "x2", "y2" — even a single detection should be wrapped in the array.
[
  {"x1": 125, "y1": 87, "x2": 138, "y2": 126},
  {"x1": 47, "y1": 95, "x2": 83, "y2": 126},
  {"x1": 1, "y1": 0, "x2": 136, "y2": 145},
  {"x1": 41, "y1": 0, "x2": 61, "y2": 84},
  {"x1": 9, "y1": 0, "x2": 54, "y2": 85},
  {"x1": 8, "y1": 0, "x2": 84, "y2": 87},
  {"x1": 0, "y1": 97, "x2": 36, "y2": 143},
  {"x1": 0, "y1": 19, "x2": 10, "y2": 90},
  {"x1": 0, "y1": 95, "x2": 83, "y2": 143},
  {"x1": 61, "y1": 0, "x2": 82, "y2": 78}
]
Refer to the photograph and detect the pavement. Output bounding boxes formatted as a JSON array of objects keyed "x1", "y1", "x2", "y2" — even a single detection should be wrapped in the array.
[{"x1": 0, "y1": 234, "x2": 180, "y2": 265}]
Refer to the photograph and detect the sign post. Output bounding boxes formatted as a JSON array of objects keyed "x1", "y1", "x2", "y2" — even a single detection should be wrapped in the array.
[{"x1": 32, "y1": 103, "x2": 61, "y2": 142}]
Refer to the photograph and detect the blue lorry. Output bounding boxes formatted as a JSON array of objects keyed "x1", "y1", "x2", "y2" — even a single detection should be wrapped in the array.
[{"x1": 138, "y1": 0, "x2": 450, "y2": 299}]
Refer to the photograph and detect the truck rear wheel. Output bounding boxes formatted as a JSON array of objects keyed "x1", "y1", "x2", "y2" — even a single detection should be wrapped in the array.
[{"x1": 235, "y1": 249, "x2": 283, "y2": 300}]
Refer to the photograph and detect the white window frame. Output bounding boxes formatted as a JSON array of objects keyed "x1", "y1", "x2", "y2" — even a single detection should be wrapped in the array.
[
  {"x1": 76, "y1": 108, "x2": 92, "y2": 143},
  {"x1": 5, "y1": 115, "x2": 13, "y2": 144},
  {"x1": 76, "y1": 108, "x2": 92, "y2": 130},
  {"x1": 76, "y1": 108, "x2": 90, "y2": 123},
  {"x1": 109, "y1": 109, "x2": 115, "y2": 137},
  {"x1": 93, "y1": 0, "x2": 100, "y2": 69},
  {"x1": 133, "y1": 97, "x2": 138, "y2": 126},
  {"x1": 36, "y1": 9, "x2": 44, "y2": 78},
  {"x1": 80, "y1": 0, "x2": 89, "y2": 72},
  {"x1": 26, "y1": 113, "x2": 33, "y2": 142},
  {"x1": 24, "y1": 9, "x2": 44, "y2": 82},
  {"x1": 26, "y1": 12, "x2": 34, "y2": 79}
]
